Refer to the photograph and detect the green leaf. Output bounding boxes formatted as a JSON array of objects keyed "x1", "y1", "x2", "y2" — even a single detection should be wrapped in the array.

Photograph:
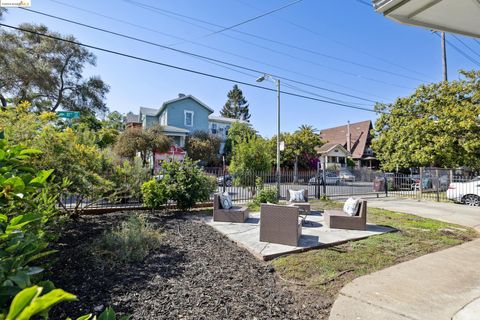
[
  {"x1": 0, "y1": 149, "x2": 5, "y2": 161},
  {"x1": 76, "y1": 314, "x2": 94, "y2": 320},
  {"x1": 8, "y1": 272, "x2": 30, "y2": 289},
  {"x1": 18, "y1": 149, "x2": 42, "y2": 156},
  {"x1": 5, "y1": 286, "x2": 41, "y2": 320},
  {"x1": 3, "y1": 176, "x2": 25, "y2": 193},
  {"x1": 29, "y1": 169, "x2": 54, "y2": 186},
  {"x1": 98, "y1": 307, "x2": 116, "y2": 320},
  {"x1": 15, "y1": 288, "x2": 77, "y2": 320}
]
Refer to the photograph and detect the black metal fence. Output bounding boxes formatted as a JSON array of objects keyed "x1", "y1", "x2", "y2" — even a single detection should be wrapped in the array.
[
  {"x1": 209, "y1": 168, "x2": 385, "y2": 203},
  {"x1": 59, "y1": 167, "x2": 479, "y2": 213}
]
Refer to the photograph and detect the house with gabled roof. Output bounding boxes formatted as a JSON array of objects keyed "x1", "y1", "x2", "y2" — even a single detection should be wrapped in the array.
[
  {"x1": 319, "y1": 120, "x2": 378, "y2": 168},
  {"x1": 126, "y1": 93, "x2": 245, "y2": 154}
]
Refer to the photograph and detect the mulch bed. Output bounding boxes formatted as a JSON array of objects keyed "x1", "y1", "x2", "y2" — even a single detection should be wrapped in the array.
[{"x1": 50, "y1": 211, "x2": 329, "y2": 319}]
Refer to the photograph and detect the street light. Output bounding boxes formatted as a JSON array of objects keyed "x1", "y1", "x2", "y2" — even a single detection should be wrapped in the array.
[{"x1": 256, "y1": 74, "x2": 281, "y2": 200}]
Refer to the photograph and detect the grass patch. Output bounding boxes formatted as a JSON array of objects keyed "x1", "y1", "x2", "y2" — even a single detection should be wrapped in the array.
[
  {"x1": 91, "y1": 214, "x2": 163, "y2": 265},
  {"x1": 273, "y1": 201, "x2": 477, "y2": 298}
]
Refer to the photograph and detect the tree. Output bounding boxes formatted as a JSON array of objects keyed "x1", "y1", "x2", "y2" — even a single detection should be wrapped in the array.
[
  {"x1": 114, "y1": 125, "x2": 171, "y2": 166},
  {"x1": 184, "y1": 130, "x2": 221, "y2": 166},
  {"x1": 104, "y1": 111, "x2": 124, "y2": 131},
  {"x1": 373, "y1": 70, "x2": 480, "y2": 171},
  {"x1": 269, "y1": 125, "x2": 323, "y2": 180},
  {"x1": 223, "y1": 121, "x2": 257, "y2": 162},
  {"x1": 0, "y1": 23, "x2": 109, "y2": 112},
  {"x1": 229, "y1": 136, "x2": 272, "y2": 186},
  {"x1": 220, "y1": 85, "x2": 251, "y2": 121}
]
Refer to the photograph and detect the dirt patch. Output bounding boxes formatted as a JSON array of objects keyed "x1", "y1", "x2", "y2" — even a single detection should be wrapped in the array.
[{"x1": 50, "y1": 212, "x2": 327, "y2": 319}]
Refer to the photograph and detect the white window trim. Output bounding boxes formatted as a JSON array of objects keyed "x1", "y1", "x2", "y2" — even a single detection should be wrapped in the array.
[{"x1": 184, "y1": 110, "x2": 194, "y2": 127}]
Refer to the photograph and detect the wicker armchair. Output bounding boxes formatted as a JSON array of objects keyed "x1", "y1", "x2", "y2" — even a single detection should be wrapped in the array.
[
  {"x1": 260, "y1": 204, "x2": 302, "y2": 246},
  {"x1": 324, "y1": 199, "x2": 367, "y2": 230},
  {"x1": 213, "y1": 194, "x2": 249, "y2": 223}
]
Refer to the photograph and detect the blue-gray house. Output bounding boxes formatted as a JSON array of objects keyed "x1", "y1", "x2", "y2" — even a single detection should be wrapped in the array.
[{"x1": 126, "y1": 94, "x2": 244, "y2": 154}]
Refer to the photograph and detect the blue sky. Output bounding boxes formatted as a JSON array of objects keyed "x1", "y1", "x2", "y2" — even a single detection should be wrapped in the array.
[{"x1": 2, "y1": 0, "x2": 479, "y2": 137}]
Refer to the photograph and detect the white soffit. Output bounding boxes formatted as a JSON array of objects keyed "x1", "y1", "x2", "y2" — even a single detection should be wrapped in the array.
[{"x1": 376, "y1": 0, "x2": 480, "y2": 38}]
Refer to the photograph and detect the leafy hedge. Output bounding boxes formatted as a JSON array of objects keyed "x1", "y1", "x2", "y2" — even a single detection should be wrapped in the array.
[{"x1": 142, "y1": 157, "x2": 216, "y2": 210}]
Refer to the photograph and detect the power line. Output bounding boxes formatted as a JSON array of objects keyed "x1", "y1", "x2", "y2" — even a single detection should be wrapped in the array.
[
  {"x1": 46, "y1": 0, "x2": 388, "y2": 99},
  {"x1": 433, "y1": 32, "x2": 480, "y2": 67},
  {"x1": 451, "y1": 34, "x2": 480, "y2": 60},
  {"x1": 233, "y1": 0, "x2": 432, "y2": 80},
  {"x1": 197, "y1": 0, "x2": 302, "y2": 39},
  {"x1": 25, "y1": 5, "x2": 385, "y2": 103},
  {"x1": 0, "y1": 22, "x2": 383, "y2": 114},
  {"x1": 120, "y1": 0, "x2": 426, "y2": 87}
]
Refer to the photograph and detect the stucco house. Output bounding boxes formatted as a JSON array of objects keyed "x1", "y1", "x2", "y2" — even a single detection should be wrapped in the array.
[{"x1": 126, "y1": 93, "x2": 244, "y2": 155}]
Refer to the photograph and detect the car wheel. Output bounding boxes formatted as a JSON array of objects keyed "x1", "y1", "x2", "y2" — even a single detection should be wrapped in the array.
[
  {"x1": 463, "y1": 194, "x2": 480, "y2": 206},
  {"x1": 226, "y1": 179, "x2": 232, "y2": 187}
]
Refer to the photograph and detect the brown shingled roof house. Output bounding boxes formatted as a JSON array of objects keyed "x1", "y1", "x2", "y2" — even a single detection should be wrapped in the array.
[{"x1": 319, "y1": 120, "x2": 378, "y2": 168}]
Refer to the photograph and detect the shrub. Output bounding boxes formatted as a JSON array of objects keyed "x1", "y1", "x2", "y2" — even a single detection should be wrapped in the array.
[
  {"x1": 160, "y1": 157, "x2": 216, "y2": 210},
  {"x1": 253, "y1": 178, "x2": 278, "y2": 205},
  {"x1": 92, "y1": 214, "x2": 163, "y2": 265},
  {"x1": 141, "y1": 179, "x2": 167, "y2": 210}
]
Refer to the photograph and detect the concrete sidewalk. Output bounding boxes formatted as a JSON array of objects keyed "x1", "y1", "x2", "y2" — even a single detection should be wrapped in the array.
[
  {"x1": 367, "y1": 198, "x2": 480, "y2": 231},
  {"x1": 329, "y1": 239, "x2": 480, "y2": 320},
  {"x1": 329, "y1": 198, "x2": 480, "y2": 320}
]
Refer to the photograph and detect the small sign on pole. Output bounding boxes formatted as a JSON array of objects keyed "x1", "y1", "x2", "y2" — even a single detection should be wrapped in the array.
[
  {"x1": 279, "y1": 141, "x2": 285, "y2": 151},
  {"x1": 56, "y1": 111, "x2": 80, "y2": 119}
]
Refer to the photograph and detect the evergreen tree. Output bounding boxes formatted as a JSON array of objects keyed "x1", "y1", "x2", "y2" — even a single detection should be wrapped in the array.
[{"x1": 220, "y1": 85, "x2": 251, "y2": 121}]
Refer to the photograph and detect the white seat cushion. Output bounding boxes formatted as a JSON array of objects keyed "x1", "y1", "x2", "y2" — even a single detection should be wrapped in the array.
[
  {"x1": 219, "y1": 192, "x2": 233, "y2": 209},
  {"x1": 343, "y1": 197, "x2": 360, "y2": 216},
  {"x1": 288, "y1": 189, "x2": 305, "y2": 202}
]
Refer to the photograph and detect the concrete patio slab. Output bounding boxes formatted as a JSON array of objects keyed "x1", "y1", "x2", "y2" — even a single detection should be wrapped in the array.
[{"x1": 196, "y1": 211, "x2": 393, "y2": 261}]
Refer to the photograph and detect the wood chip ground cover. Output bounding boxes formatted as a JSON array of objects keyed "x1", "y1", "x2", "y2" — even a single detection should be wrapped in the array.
[{"x1": 50, "y1": 212, "x2": 328, "y2": 319}]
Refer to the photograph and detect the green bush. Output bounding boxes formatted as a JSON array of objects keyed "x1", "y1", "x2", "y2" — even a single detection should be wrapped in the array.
[
  {"x1": 141, "y1": 179, "x2": 167, "y2": 210},
  {"x1": 161, "y1": 157, "x2": 216, "y2": 210},
  {"x1": 92, "y1": 214, "x2": 163, "y2": 265},
  {"x1": 0, "y1": 137, "x2": 60, "y2": 310},
  {"x1": 253, "y1": 178, "x2": 278, "y2": 205}
]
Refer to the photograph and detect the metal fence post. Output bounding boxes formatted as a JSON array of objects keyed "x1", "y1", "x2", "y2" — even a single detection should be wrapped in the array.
[
  {"x1": 419, "y1": 167, "x2": 424, "y2": 200},
  {"x1": 384, "y1": 175, "x2": 388, "y2": 197},
  {"x1": 435, "y1": 169, "x2": 440, "y2": 202}
]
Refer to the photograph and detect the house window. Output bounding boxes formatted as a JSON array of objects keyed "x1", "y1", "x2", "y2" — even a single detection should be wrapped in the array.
[
  {"x1": 184, "y1": 110, "x2": 193, "y2": 127},
  {"x1": 211, "y1": 123, "x2": 217, "y2": 134}
]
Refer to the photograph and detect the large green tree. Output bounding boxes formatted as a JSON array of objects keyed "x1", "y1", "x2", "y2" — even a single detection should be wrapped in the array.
[
  {"x1": 184, "y1": 130, "x2": 221, "y2": 166},
  {"x1": 229, "y1": 136, "x2": 272, "y2": 186},
  {"x1": 0, "y1": 23, "x2": 109, "y2": 112},
  {"x1": 220, "y1": 84, "x2": 251, "y2": 121},
  {"x1": 223, "y1": 121, "x2": 257, "y2": 162},
  {"x1": 373, "y1": 70, "x2": 480, "y2": 171}
]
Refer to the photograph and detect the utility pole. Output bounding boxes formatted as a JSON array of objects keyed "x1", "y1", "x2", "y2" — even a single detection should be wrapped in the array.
[{"x1": 441, "y1": 32, "x2": 448, "y2": 81}]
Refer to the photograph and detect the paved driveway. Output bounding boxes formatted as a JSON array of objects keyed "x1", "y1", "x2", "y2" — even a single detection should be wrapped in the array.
[{"x1": 367, "y1": 197, "x2": 480, "y2": 231}]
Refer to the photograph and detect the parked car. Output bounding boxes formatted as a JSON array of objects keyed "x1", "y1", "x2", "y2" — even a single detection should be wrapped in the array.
[
  {"x1": 308, "y1": 171, "x2": 341, "y2": 185},
  {"x1": 339, "y1": 169, "x2": 356, "y2": 182},
  {"x1": 217, "y1": 174, "x2": 233, "y2": 187},
  {"x1": 446, "y1": 176, "x2": 480, "y2": 206}
]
